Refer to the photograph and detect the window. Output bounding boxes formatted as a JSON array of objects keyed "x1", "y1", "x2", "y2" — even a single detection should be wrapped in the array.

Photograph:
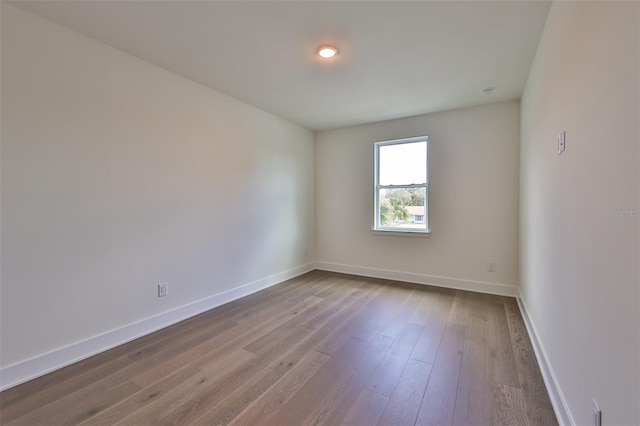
[{"x1": 374, "y1": 136, "x2": 429, "y2": 233}]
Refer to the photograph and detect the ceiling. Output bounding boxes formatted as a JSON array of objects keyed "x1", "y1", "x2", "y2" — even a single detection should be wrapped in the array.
[{"x1": 12, "y1": 1, "x2": 551, "y2": 131}]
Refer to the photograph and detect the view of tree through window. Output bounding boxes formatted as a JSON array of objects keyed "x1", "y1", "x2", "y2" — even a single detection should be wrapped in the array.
[{"x1": 375, "y1": 137, "x2": 429, "y2": 232}]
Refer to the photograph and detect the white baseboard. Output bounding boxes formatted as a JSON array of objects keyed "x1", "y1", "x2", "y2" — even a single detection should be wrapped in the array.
[
  {"x1": 0, "y1": 262, "x2": 314, "y2": 391},
  {"x1": 517, "y1": 297, "x2": 575, "y2": 426},
  {"x1": 314, "y1": 261, "x2": 519, "y2": 297}
]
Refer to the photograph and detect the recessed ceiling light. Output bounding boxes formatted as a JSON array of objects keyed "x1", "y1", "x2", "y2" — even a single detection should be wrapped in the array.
[
  {"x1": 317, "y1": 45, "x2": 337, "y2": 59},
  {"x1": 481, "y1": 87, "x2": 495, "y2": 95}
]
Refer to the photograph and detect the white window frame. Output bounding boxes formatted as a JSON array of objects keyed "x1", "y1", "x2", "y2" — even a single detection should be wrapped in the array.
[{"x1": 374, "y1": 136, "x2": 430, "y2": 234}]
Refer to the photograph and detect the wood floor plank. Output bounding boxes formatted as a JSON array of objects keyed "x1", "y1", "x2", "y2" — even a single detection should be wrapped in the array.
[
  {"x1": 306, "y1": 278, "x2": 382, "y2": 331},
  {"x1": 188, "y1": 295, "x2": 324, "y2": 371},
  {"x1": 0, "y1": 355, "x2": 134, "y2": 423},
  {"x1": 504, "y1": 299, "x2": 558, "y2": 426},
  {"x1": 243, "y1": 286, "x2": 367, "y2": 356},
  {"x1": 352, "y1": 303, "x2": 409, "y2": 341},
  {"x1": 491, "y1": 381, "x2": 529, "y2": 426},
  {"x1": 0, "y1": 272, "x2": 557, "y2": 426},
  {"x1": 315, "y1": 276, "x2": 353, "y2": 298},
  {"x1": 448, "y1": 290, "x2": 471, "y2": 326},
  {"x1": 410, "y1": 290, "x2": 454, "y2": 364},
  {"x1": 407, "y1": 286, "x2": 438, "y2": 326},
  {"x1": 366, "y1": 322, "x2": 423, "y2": 397},
  {"x1": 160, "y1": 304, "x2": 359, "y2": 425},
  {"x1": 314, "y1": 284, "x2": 387, "y2": 356},
  {"x1": 376, "y1": 283, "x2": 419, "y2": 338},
  {"x1": 189, "y1": 367, "x2": 285, "y2": 425},
  {"x1": 414, "y1": 323, "x2": 465, "y2": 426},
  {"x1": 208, "y1": 286, "x2": 291, "y2": 324},
  {"x1": 262, "y1": 337, "x2": 370, "y2": 426},
  {"x1": 229, "y1": 351, "x2": 330, "y2": 426},
  {"x1": 79, "y1": 365, "x2": 200, "y2": 426},
  {"x1": 159, "y1": 329, "x2": 324, "y2": 426},
  {"x1": 303, "y1": 279, "x2": 369, "y2": 330},
  {"x1": 114, "y1": 349, "x2": 255, "y2": 425},
  {"x1": 0, "y1": 351, "x2": 127, "y2": 411},
  {"x1": 229, "y1": 274, "x2": 338, "y2": 324},
  {"x1": 8, "y1": 380, "x2": 140, "y2": 426},
  {"x1": 452, "y1": 314, "x2": 492, "y2": 426},
  {"x1": 486, "y1": 300, "x2": 521, "y2": 388},
  {"x1": 268, "y1": 325, "x2": 330, "y2": 372},
  {"x1": 244, "y1": 324, "x2": 315, "y2": 356},
  {"x1": 341, "y1": 389, "x2": 389, "y2": 426},
  {"x1": 6, "y1": 348, "x2": 190, "y2": 425},
  {"x1": 302, "y1": 334, "x2": 395, "y2": 426},
  {"x1": 364, "y1": 280, "x2": 413, "y2": 314},
  {"x1": 377, "y1": 358, "x2": 433, "y2": 426},
  {"x1": 156, "y1": 361, "x2": 271, "y2": 425},
  {"x1": 126, "y1": 317, "x2": 238, "y2": 362},
  {"x1": 267, "y1": 281, "x2": 381, "y2": 373}
]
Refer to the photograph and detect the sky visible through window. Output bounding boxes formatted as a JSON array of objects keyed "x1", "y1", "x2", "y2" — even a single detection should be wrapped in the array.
[{"x1": 379, "y1": 141, "x2": 427, "y2": 185}]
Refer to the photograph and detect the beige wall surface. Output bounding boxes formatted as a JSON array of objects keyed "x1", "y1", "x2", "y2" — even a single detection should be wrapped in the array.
[
  {"x1": 520, "y1": 2, "x2": 639, "y2": 424},
  {"x1": 1, "y1": 4, "x2": 314, "y2": 369},
  {"x1": 315, "y1": 101, "x2": 521, "y2": 290}
]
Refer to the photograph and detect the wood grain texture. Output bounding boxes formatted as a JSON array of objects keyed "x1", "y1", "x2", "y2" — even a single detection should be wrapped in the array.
[
  {"x1": 302, "y1": 334, "x2": 394, "y2": 426},
  {"x1": 452, "y1": 314, "x2": 492, "y2": 426},
  {"x1": 0, "y1": 272, "x2": 557, "y2": 426},
  {"x1": 415, "y1": 323, "x2": 465, "y2": 426},
  {"x1": 229, "y1": 351, "x2": 329, "y2": 426},
  {"x1": 410, "y1": 290, "x2": 455, "y2": 365},
  {"x1": 504, "y1": 298, "x2": 557, "y2": 426},
  {"x1": 342, "y1": 389, "x2": 388, "y2": 426},
  {"x1": 79, "y1": 365, "x2": 200, "y2": 426},
  {"x1": 377, "y1": 358, "x2": 433, "y2": 426},
  {"x1": 491, "y1": 381, "x2": 529, "y2": 426},
  {"x1": 365, "y1": 322, "x2": 423, "y2": 397}
]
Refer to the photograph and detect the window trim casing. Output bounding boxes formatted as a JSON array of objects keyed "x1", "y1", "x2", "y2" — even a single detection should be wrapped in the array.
[{"x1": 374, "y1": 136, "x2": 430, "y2": 234}]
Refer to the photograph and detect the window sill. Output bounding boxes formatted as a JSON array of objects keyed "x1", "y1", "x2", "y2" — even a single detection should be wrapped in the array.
[{"x1": 372, "y1": 229, "x2": 431, "y2": 238}]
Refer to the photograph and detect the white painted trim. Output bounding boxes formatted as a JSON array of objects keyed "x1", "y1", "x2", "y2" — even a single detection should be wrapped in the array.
[
  {"x1": 0, "y1": 262, "x2": 314, "y2": 391},
  {"x1": 372, "y1": 230, "x2": 431, "y2": 238},
  {"x1": 314, "y1": 261, "x2": 519, "y2": 297},
  {"x1": 517, "y1": 297, "x2": 575, "y2": 426}
]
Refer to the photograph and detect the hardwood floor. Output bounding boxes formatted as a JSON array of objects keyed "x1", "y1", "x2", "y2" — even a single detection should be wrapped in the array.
[{"x1": 0, "y1": 271, "x2": 557, "y2": 425}]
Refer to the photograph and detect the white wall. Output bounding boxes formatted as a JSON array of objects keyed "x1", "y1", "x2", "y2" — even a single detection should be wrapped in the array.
[
  {"x1": 315, "y1": 101, "x2": 520, "y2": 294},
  {"x1": 0, "y1": 4, "x2": 314, "y2": 386},
  {"x1": 520, "y1": 2, "x2": 639, "y2": 425}
]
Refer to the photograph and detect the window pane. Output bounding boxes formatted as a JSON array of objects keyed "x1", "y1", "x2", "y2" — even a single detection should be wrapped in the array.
[
  {"x1": 378, "y1": 187, "x2": 427, "y2": 229},
  {"x1": 379, "y1": 141, "x2": 426, "y2": 185}
]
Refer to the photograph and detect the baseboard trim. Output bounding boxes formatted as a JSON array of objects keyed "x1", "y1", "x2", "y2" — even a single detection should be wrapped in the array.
[
  {"x1": 0, "y1": 262, "x2": 315, "y2": 391},
  {"x1": 517, "y1": 297, "x2": 575, "y2": 426},
  {"x1": 314, "y1": 261, "x2": 519, "y2": 297}
]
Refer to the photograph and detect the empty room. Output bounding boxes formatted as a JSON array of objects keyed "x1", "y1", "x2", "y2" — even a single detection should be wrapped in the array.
[{"x1": 1, "y1": 1, "x2": 638, "y2": 425}]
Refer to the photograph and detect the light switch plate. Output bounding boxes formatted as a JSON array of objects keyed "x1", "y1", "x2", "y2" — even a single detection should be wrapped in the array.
[
  {"x1": 558, "y1": 131, "x2": 566, "y2": 155},
  {"x1": 593, "y1": 399, "x2": 601, "y2": 426}
]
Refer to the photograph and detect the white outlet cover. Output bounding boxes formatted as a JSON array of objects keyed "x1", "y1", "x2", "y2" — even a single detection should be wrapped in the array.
[{"x1": 158, "y1": 282, "x2": 168, "y2": 297}]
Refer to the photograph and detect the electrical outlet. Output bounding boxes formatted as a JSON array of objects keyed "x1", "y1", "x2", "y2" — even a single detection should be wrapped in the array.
[
  {"x1": 488, "y1": 262, "x2": 496, "y2": 272},
  {"x1": 593, "y1": 400, "x2": 602, "y2": 426},
  {"x1": 158, "y1": 282, "x2": 168, "y2": 297}
]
